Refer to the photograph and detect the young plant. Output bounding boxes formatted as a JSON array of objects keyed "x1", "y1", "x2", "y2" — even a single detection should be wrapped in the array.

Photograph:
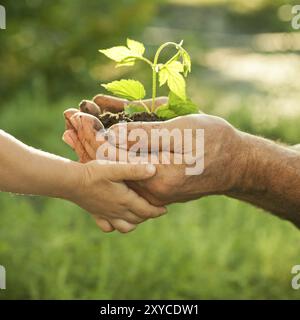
[{"x1": 99, "y1": 39, "x2": 199, "y2": 119}]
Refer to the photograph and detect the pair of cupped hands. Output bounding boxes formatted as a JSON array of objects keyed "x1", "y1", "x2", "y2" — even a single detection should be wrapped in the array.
[{"x1": 63, "y1": 94, "x2": 245, "y2": 233}]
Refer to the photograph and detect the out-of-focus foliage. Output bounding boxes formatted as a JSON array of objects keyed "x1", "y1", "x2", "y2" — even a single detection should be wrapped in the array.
[{"x1": 0, "y1": 0, "x2": 160, "y2": 100}]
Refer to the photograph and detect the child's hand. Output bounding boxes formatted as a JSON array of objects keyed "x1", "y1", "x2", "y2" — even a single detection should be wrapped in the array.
[{"x1": 69, "y1": 161, "x2": 167, "y2": 233}]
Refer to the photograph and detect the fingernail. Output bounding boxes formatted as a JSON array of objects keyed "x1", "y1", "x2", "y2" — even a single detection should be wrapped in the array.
[
  {"x1": 93, "y1": 119, "x2": 103, "y2": 131},
  {"x1": 79, "y1": 100, "x2": 101, "y2": 117},
  {"x1": 79, "y1": 100, "x2": 87, "y2": 110},
  {"x1": 146, "y1": 164, "x2": 156, "y2": 175}
]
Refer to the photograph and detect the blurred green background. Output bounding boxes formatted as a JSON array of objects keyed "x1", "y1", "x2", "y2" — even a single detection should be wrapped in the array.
[{"x1": 1, "y1": 0, "x2": 300, "y2": 299}]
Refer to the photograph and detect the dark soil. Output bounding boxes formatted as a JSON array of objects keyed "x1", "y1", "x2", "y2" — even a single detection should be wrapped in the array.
[{"x1": 97, "y1": 111, "x2": 164, "y2": 129}]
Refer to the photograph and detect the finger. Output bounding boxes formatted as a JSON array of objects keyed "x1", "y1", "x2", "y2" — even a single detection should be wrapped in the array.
[
  {"x1": 95, "y1": 142, "x2": 145, "y2": 163},
  {"x1": 64, "y1": 108, "x2": 79, "y2": 130},
  {"x1": 107, "y1": 116, "x2": 198, "y2": 153},
  {"x1": 133, "y1": 96, "x2": 168, "y2": 109},
  {"x1": 96, "y1": 142, "x2": 132, "y2": 164},
  {"x1": 79, "y1": 100, "x2": 101, "y2": 117},
  {"x1": 93, "y1": 94, "x2": 128, "y2": 113},
  {"x1": 126, "y1": 181, "x2": 166, "y2": 206},
  {"x1": 62, "y1": 129, "x2": 76, "y2": 149},
  {"x1": 92, "y1": 95, "x2": 168, "y2": 113},
  {"x1": 70, "y1": 112, "x2": 103, "y2": 132},
  {"x1": 62, "y1": 129, "x2": 92, "y2": 163},
  {"x1": 110, "y1": 219, "x2": 137, "y2": 233},
  {"x1": 103, "y1": 163, "x2": 157, "y2": 181},
  {"x1": 126, "y1": 189, "x2": 167, "y2": 219},
  {"x1": 94, "y1": 217, "x2": 115, "y2": 233},
  {"x1": 107, "y1": 121, "x2": 166, "y2": 152},
  {"x1": 119, "y1": 210, "x2": 145, "y2": 224},
  {"x1": 96, "y1": 141, "x2": 184, "y2": 177},
  {"x1": 70, "y1": 112, "x2": 104, "y2": 159}
]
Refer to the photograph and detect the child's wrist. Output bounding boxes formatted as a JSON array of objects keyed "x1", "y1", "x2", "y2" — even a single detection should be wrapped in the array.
[{"x1": 57, "y1": 161, "x2": 85, "y2": 201}]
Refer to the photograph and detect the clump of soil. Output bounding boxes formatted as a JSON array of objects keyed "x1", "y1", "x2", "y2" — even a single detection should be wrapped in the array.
[
  {"x1": 79, "y1": 99, "x2": 164, "y2": 128},
  {"x1": 97, "y1": 111, "x2": 132, "y2": 128},
  {"x1": 99, "y1": 111, "x2": 163, "y2": 128}
]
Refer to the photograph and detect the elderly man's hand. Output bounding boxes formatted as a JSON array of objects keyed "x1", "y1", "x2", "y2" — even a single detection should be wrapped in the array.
[
  {"x1": 63, "y1": 95, "x2": 247, "y2": 206},
  {"x1": 108, "y1": 114, "x2": 247, "y2": 204}
]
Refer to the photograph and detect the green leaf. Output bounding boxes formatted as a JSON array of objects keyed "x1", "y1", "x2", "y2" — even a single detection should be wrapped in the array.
[
  {"x1": 159, "y1": 68, "x2": 168, "y2": 86},
  {"x1": 124, "y1": 104, "x2": 147, "y2": 115},
  {"x1": 167, "y1": 61, "x2": 184, "y2": 73},
  {"x1": 170, "y1": 100, "x2": 199, "y2": 116},
  {"x1": 167, "y1": 72, "x2": 186, "y2": 100},
  {"x1": 127, "y1": 38, "x2": 145, "y2": 56},
  {"x1": 115, "y1": 58, "x2": 136, "y2": 68},
  {"x1": 168, "y1": 92, "x2": 199, "y2": 116},
  {"x1": 159, "y1": 61, "x2": 184, "y2": 87},
  {"x1": 100, "y1": 39, "x2": 145, "y2": 68},
  {"x1": 158, "y1": 61, "x2": 186, "y2": 100},
  {"x1": 182, "y1": 50, "x2": 191, "y2": 76},
  {"x1": 99, "y1": 46, "x2": 132, "y2": 62},
  {"x1": 155, "y1": 99, "x2": 198, "y2": 119},
  {"x1": 155, "y1": 104, "x2": 177, "y2": 119},
  {"x1": 164, "y1": 48, "x2": 191, "y2": 77},
  {"x1": 168, "y1": 91, "x2": 183, "y2": 106},
  {"x1": 102, "y1": 79, "x2": 146, "y2": 101}
]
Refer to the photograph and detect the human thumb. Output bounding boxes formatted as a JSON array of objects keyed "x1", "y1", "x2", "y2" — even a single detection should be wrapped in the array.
[{"x1": 104, "y1": 163, "x2": 156, "y2": 181}]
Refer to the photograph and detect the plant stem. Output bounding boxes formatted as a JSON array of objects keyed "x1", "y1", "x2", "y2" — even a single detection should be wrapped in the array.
[
  {"x1": 139, "y1": 100, "x2": 151, "y2": 113},
  {"x1": 130, "y1": 56, "x2": 154, "y2": 114},
  {"x1": 151, "y1": 41, "x2": 183, "y2": 111},
  {"x1": 151, "y1": 66, "x2": 157, "y2": 112},
  {"x1": 135, "y1": 56, "x2": 153, "y2": 68}
]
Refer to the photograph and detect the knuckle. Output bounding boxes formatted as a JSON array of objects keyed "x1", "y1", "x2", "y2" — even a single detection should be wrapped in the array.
[
  {"x1": 139, "y1": 209, "x2": 152, "y2": 218},
  {"x1": 153, "y1": 181, "x2": 172, "y2": 196},
  {"x1": 213, "y1": 117, "x2": 235, "y2": 137},
  {"x1": 145, "y1": 210, "x2": 158, "y2": 219},
  {"x1": 127, "y1": 213, "x2": 143, "y2": 224},
  {"x1": 118, "y1": 195, "x2": 130, "y2": 207}
]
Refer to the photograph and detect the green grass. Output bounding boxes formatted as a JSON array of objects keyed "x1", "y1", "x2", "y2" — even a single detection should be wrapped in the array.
[
  {"x1": 0, "y1": 194, "x2": 300, "y2": 299},
  {"x1": 0, "y1": 93, "x2": 300, "y2": 299}
]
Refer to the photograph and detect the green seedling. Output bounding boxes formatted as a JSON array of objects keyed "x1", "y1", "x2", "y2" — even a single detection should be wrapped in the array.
[{"x1": 99, "y1": 39, "x2": 199, "y2": 119}]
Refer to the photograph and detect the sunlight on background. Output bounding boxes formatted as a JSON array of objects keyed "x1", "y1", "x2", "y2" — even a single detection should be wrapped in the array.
[
  {"x1": 169, "y1": 0, "x2": 273, "y2": 12},
  {"x1": 159, "y1": 0, "x2": 300, "y2": 127}
]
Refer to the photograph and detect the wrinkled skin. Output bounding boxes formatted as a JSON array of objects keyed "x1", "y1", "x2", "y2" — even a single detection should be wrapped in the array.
[{"x1": 63, "y1": 95, "x2": 245, "y2": 206}]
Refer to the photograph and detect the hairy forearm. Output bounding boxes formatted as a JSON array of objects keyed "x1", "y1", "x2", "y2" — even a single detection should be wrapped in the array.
[
  {"x1": 228, "y1": 133, "x2": 300, "y2": 228},
  {"x1": 0, "y1": 130, "x2": 80, "y2": 199}
]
